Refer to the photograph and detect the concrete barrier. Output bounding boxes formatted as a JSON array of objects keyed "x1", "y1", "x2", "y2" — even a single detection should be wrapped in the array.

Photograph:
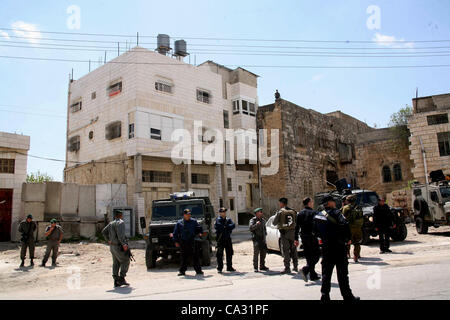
[
  {"x1": 60, "y1": 183, "x2": 79, "y2": 215},
  {"x1": 23, "y1": 202, "x2": 45, "y2": 221},
  {"x1": 22, "y1": 183, "x2": 46, "y2": 202},
  {"x1": 45, "y1": 182, "x2": 62, "y2": 215},
  {"x1": 78, "y1": 185, "x2": 96, "y2": 221},
  {"x1": 80, "y1": 222, "x2": 96, "y2": 240}
]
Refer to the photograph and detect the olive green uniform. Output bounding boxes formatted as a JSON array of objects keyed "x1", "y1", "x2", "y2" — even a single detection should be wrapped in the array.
[
  {"x1": 249, "y1": 216, "x2": 268, "y2": 270},
  {"x1": 18, "y1": 220, "x2": 36, "y2": 261},
  {"x1": 342, "y1": 204, "x2": 364, "y2": 259},
  {"x1": 102, "y1": 218, "x2": 130, "y2": 278},
  {"x1": 273, "y1": 207, "x2": 298, "y2": 270},
  {"x1": 42, "y1": 225, "x2": 64, "y2": 265}
]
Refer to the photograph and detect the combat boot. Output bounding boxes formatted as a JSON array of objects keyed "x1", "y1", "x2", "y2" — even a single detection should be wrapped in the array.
[
  {"x1": 40, "y1": 261, "x2": 46, "y2": 267},
  {"x1": 113, "y1": 276, "x2": 120, "y2": 287},
  {"x1": 30, "y1": 259, "x2": 34, "y2": 266},
  {"x1": 281, "y1": 268, "x2": 291, "y2": 274},
  {"x1": 320, "y1": 294, "x2": 331, "y2": 301},
  {"x1": 119, "y1": 276, "x2": 130, "y2": 286},
  {"x1": 20, "y1": 260, "x2": 25, "y2": 267}
]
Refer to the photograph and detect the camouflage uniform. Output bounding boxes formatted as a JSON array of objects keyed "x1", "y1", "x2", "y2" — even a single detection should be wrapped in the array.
[
  {"x1": 42, "y1": 224, "x2": 64, "y2": 266},
  {"x1": 18, "y1": 219, "x2": 36, "y2": 263},
  {"x1": 273, "y1": 207, "x2": 298, "y2": 271},
  {"x1": 342, "y1": 201, "x2": 364, "y2": 259}
]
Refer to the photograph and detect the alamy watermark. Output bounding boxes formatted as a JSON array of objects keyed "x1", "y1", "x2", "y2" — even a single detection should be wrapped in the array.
[{"x1": 66, "y1": 5, "x2": 81, "y2": 30}]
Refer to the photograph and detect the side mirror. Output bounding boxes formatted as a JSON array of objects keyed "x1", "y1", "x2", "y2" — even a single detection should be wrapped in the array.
[{"x1": 140, "y1": 217, "x2": 146, "y2": 229}]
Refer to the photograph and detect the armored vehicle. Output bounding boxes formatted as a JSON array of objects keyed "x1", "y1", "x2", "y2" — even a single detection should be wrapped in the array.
[{"x1": 142, "y1": 191, "x2": 214, "y2": 269}]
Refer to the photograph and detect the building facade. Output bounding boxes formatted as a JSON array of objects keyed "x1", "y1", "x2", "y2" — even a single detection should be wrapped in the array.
[
  {"x1": 0, "y1": 132, "x2": 30, "y2": 241},
  {"x1": 408, "y1": 93, "x2": 450, "y2": 183},
  {"x1": 64, "y1": 46, "x2": 259, "y2": 228}
]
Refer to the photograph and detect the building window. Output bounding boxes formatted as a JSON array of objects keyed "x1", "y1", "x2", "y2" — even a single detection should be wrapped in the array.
[
  {"x1": 88, "y1": 131, "x2": 94, "y2": 140},
  {"x1": 233, "y1": 100, "x2": 240, "y2": 114},
  {"x1": 150, "y1": 128, "x2": 161, "y2": 140},
  {"x1": 326, "y1": 170, "x2": 338, "y2": 186},
  {"x1": 229, "y1": 198, "x2": 235, "y2": 211},
  {"x1": 0, "y1": 159, "x2": 15, "y2": 174},
  {"x1": 196, "y1": 89, "x2": 210, "y2": 104},
  {"x1": 68, "y1": 135, "x2": 80, "y2": 152},
  {"x1": 181, "y1": 172, "x2": 185, "y2": 184},
  {"x1": 393, "y1": 163, "x2": 402, "y2": 181},
  {"x1": 105, "y1": 121, "x2": 121, "y2": 140},
  {"x1": 295, "y1": 126, "x2": 307, "y2": 147},
  {"x1": 382, "y1": 165, "x2": 392, "y2": 183},
  {"x1": 437, "y1": 131, "x2": 450, "y2": 157},
  {"x1": 155, "y1": 81, "x2": 172, "y2": 93},
  {"x1": 427, "y1": 114, "x2": 449, "y2": 126},
  {"x1": 91, "y1": 92, "x2": 96, "y2": 100},
  {"x1": 242, "y1": 100, "x2": 249, "y2": 115},
  {"x1": 238, "y1": 185, "x2": 242, "y2": 192},
  {"x1": 227, "y1": 178, "x2": 232, "y2": 191},
  {"x1": 142, "y1": 170, "x2": 172, "y2": 183},
  {"x1": 249, "y1": 102, "x2": 256, "y2": 116},
  {"x1": 198, "y1": 127, "x2": 215, "y2": 143},
  {"x1": 219, "y1": 198, "x2": 224, "y2": 208},
  {"x1": 108, "y1": 81, "x2": 122, "y2": 97},
  {"x1": 70, "y1": 100, "x2": 82, "y2": 113},
  {"x1": 223, "y1": 110, "x2": 229, "y2": 129},
  {"x1": 128, "y1": 123, "x2": 134, "y2": 139},
  {"x1": 192, "y1": 173, "x2": 209, "y2": 184}
]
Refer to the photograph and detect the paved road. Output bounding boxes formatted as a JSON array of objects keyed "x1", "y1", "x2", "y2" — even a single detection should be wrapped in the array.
[{"x1": 4, "y1": 237, "x2": 449, "y2": 300}]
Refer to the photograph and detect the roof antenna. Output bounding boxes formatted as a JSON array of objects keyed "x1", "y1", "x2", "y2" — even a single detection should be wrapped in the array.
[{"x1": 137, "y1": 32, "x2": 139, "y2": 46}]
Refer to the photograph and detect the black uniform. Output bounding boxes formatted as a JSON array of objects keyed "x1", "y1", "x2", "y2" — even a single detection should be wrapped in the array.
[
  {"x1": 373, "y1": 204, "x2": 394, "y2": 252},
  {"x1": 214, "y1": 216, "x2": 236, "y2": 271},
  {"x1": 314, "y1": 207, "x2": 357, "y2": 301},
  {"x1": 173, "y1": 218, "x2": 203, "y2": 274},
  {"x1": 295, "y1": 207, "x2": 320, "y2": 279}
]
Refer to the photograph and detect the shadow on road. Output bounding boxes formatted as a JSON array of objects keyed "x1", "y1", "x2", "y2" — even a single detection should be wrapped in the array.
[
  {"x1": 107, "y1": 286, "x2": 133, "y2": 294},
  {"x1": 356, "y1": 257, "x2": 389, "y2": 266}
]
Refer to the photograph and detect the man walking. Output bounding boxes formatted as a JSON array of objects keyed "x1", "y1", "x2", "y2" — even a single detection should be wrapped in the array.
[
  {"x1": 373, "y1": 197, "x2": 394, "y2": 254},
  {"x1": 342, "y1": 194, "x2": 364, "y2": 262},
  {"x1": 214, "y1": 207, "x2": 236, "y2": 273},
  {"x1": 295, "y1": 198, "x2": 321, "y2": 281},
  {"x1": 273, "y1": 197, "x2": 298, "y2": 274},
  {"x1": 41, "y1": 219, "x2": 63, "y2": 268},
  {"x1": 314, "y1": 196, "x2": 359, "y2": 301},
  {"x1": 18, "y1": 214, "x2": 36, "y2": 267},
  {"x1": 173, "y1": 209, "x2": 204, "y2": 276},
  {"x1": 249, "y1": 208, "x2": 269, "y2": 272},
  {"x1": 102, "y1": 211, "x2": 131, "y2": 287}
]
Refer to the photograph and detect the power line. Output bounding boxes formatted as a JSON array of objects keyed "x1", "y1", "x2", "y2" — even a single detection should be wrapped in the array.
[
  {"x1": 1, "y1": 54, "x2": 450, "y2": 69},
  {"x1": 2, "y1": 27, "x2": 450, "y2": 43}
]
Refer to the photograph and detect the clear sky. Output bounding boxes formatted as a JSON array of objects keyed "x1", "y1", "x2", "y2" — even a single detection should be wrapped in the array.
[{"x1": 0, "y1": 0, "x2": 449, "y2": 181}]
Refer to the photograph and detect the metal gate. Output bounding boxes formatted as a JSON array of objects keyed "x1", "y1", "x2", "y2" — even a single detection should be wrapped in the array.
[{"x1": 0, "y1": 189, "x2": 13, "y2": 241}]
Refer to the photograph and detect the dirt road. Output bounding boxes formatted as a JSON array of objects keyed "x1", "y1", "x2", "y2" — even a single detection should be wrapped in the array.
[{"x1": 1, "y1": 224, "x2": 449, "y2": 299}]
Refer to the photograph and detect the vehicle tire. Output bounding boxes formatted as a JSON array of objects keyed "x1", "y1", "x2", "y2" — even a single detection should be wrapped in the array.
[
  {"x1": 391, "y1": 221, "x2": 407, "y2": 241},
  {"x1": 361, "y1": 229, "x2": 370, "y2": 245},
  {"x1": 415, "y1": 217, "x2": 428, "y2": 234},
  {"x1": 145, "y1": 247, "x2": 157, "y2": 269},
  {"x1": 201, "y1": 241, "x2": 211, "y2": 266},
  {"x1": 414, "y1": 198, "x2": 429, "y2": 217}
]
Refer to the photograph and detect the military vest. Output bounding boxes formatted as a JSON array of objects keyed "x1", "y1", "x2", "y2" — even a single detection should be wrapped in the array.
[{"x1": 277, "y1": 208, "x2": 296, "y2": 230}]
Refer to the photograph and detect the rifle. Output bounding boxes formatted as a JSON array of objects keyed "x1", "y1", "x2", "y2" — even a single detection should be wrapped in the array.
[{"x1": 120, "y1": 245, "x2": 135, "y2": 262}]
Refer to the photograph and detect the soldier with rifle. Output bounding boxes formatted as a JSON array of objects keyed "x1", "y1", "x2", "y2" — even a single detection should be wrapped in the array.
[
  {"x1": 18, "y1": 214, "x2": 36, "y2": 267},
  {"x1": 41, "y1": 219, "x2": 64, "y2": 267}
]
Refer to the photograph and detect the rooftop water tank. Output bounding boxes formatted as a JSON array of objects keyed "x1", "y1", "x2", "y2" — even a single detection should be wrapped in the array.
[
  {"x1": 157, "y1": 34, "x2": 171, "y2": 55},
  {"x1": 174, "y1": 39, "x2": 188, "y2": 57}
]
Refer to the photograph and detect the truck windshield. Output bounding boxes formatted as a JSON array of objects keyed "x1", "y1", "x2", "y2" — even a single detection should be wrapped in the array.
[
  {"x1": 356, "y1": 192, "x2": 379, "y2": 207},
  {"x1": 440, "y1": 186, "x2": 450, "y2": 200},
  {"x1": 152, "y1": 205, "x2": 177, "y2": 220},
  {"x1": 180, "y1": 204, "x2": 204, "y2": 218}
]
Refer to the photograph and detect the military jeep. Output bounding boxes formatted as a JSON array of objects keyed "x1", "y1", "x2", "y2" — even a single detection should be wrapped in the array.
[
  {"x1": 412, "y1": 178, "x2": 450, "y2": 234},
  {"x1": 314, "y1": 189, "x2": 407, "y2": 244},
  {"x1": 142, "y1": 192, "x2": 214, "y2": 269}
]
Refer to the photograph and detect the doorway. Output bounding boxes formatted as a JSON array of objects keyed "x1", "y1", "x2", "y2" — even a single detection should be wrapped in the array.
[{"x1": 0, "y1": 189, "x2": 13, "y2": 241}]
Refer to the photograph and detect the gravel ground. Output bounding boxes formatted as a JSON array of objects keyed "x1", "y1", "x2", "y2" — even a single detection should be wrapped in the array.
[{"x1": 0, "y1": 223, "x2": 449, "y2": 298}]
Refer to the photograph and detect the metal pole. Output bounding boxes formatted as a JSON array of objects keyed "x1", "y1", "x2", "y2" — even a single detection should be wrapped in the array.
[
  {"x1": 137, "y1": 32, "x2": 139, "y2": 46},
  {"x1": 118, "y1": 42, "x2": 120, "y2": 56},
  {"x1": 419, "y1": 136, "x2": 430, "y2": 202},
  {"x1": 104, "y1": 51, "x2": 106, "y2": 64}
]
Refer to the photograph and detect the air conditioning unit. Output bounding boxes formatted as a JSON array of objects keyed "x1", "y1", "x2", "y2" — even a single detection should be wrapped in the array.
[
  {"x1": 68, "y1": 136, "x2": 80, "y2": 152},
  {"x1": 105, "y1": 121, "x2": 121, "y2": 140}
]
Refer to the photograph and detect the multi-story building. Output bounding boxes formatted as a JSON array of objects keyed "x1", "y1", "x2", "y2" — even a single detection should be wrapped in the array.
[
  {"x1": 408, "y1": 93, "x2": 450, "y2": 182},
  {"x1": 0, "y1": 131, "x2": 30, "y2": 241},
  {"x1": 64, "y1": 42, "x2": 259, "y2": 229}
]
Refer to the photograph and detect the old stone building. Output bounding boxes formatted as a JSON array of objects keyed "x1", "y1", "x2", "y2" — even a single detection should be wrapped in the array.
[
  {"x1": 408, "y1": 93, "x2": 450, "y2": 183},
  {"x1": 355, "y1": 126, "x2": 414, "y2": 199},
  {"x1": 256, "y1": 98, "x2": 372, "y2": 213},
  {"x1": 64, "y1": 42, "x2": 259, "y2": 229}
]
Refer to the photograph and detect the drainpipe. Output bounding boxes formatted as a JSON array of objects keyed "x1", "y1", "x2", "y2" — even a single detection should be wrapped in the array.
[{"x1": 419, "y1": 136, "x2": 429, "y2": 202}]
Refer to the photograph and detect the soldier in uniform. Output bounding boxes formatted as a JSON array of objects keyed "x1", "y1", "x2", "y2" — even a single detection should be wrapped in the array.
[
  {"x1": 249, "y1": 207, "x2": 269, "y2": 272},
  {"x1": 214, "y1": 207, "x2": 236, "y2": 273},
  {"x1": 314, "y1": 196, "x2": 359, "y2": 301},
  {"x1": 273, "y1": 197, "x2": 298, "y2": 274},
  {"x1": 102, "y1": 211, "x2": 131, "y2": 287},
  {"x1": 295, "y1": 198, "x2": 321, "y2": 281},
  {"x1": 173, "y1": 209, "x2": 204, "y2": 276},
  {"x1": 41, "y1": 219, "x2": 64, "y2": 267},
  {"x1": 342, "y1": 194, "x2": 364, "y2": 262},
  {"x1": 18, "y1": 214, "x2": 37, "y2": 267}
]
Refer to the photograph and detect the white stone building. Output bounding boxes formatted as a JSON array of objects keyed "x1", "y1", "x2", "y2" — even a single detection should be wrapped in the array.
[
  {"x1": 64, "y1": 44, "x2": 260, "y2": 228},
  {"x1": 0, "y1": 132, "x2": 30, "y2": 241}
]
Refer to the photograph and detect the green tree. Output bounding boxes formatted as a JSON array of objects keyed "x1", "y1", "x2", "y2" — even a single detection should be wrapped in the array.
[
  {"x1": 388, "y1": 105, "x2": 413, "y2": 149},
  {"x1": 26, "y1": 171, "x2": 54, "y2": 183}
]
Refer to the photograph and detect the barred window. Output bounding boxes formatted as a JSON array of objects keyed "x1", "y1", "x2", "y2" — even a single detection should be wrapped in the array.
[
  {"x1": 427, "y1": 114, "x2": 448, "y2": 126},
  {"x1": 108, "y1": 81, "x2": 122, "y2": 97},
  {"x1": 142, "y1": 170, "x2": 172, "y2": 183},
  {"x1": 68, "y1": 135, "x2": 80, "y2": 152},
  {"x1": 227, "y1": 178, "x2": 232, "y2": 191},
  {"x1": 128, "y1": 123, "x2": 134, "y2": 139},
  {"x1": 155, "y1": 81, "x2": 172, "y2": 93},
  {"x1": 393, "y1": 163, "x2": 402, "y2": 181},
  {"x1": 382, "y1": 165, "x2": 392, "y2": 183},
  {"x1": 197, "y1": 89, "x2": 210, "y2": 104},
  {"x1": 437, "y1": 131, "x2": 450, "y2": 157},
  {"x1": 249, "y1": 102, "x2": 256, "y2": 116},
  {"x1": 0, "y1": 159, "x2": 15, "y2": 174},
  {"x1": 70, "y1": 100, "x2": 82, "y2": 113},
  {"x1": 223, "y1": 110, "x2": 229, "y2": 128},
  {"x1": 192, "y1": 173, "x2": 209, "y2": 184}
]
